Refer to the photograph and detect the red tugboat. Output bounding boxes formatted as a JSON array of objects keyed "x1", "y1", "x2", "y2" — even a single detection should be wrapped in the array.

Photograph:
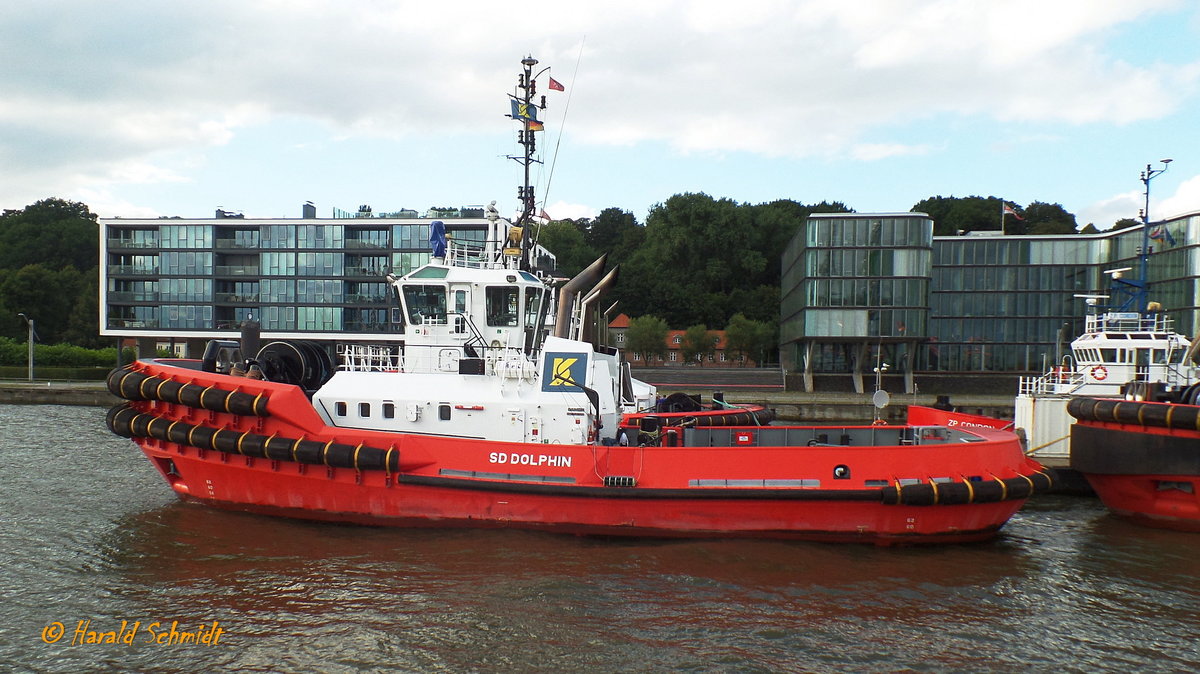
[
  {"x1": 1069, "y1": 395, "x2": 1200, "y2": 532},
  {"x1": 104, "y1": 56, "x2": 1052, "y2": 543}
]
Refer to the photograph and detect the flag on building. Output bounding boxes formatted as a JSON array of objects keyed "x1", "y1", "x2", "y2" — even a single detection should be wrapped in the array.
[
  {"x1": 1150, "y1": 226, "x2": 1178, "y2": 247},
  {"x1": 548, "y1": 77, "x2": 565, "y2": 91},
  {"x1": 1002, "y1": 203, "x2": 1024, "y2": 220}
]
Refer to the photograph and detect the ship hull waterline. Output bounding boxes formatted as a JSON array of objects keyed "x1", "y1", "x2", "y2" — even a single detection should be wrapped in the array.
[
  {"x1": 135, "y1": 442, "x2": 1022, "y2": 543},
  {"x1": 108, "y1": 360, "x2": 1049, "y2": 544},
  {"x1": 1069, "y1": 399, "x2": 1200, "y2": 532}
]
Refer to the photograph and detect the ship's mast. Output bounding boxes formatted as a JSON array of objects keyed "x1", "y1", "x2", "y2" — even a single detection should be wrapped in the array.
[
  {"x1": 508, "y1": 55, "x2": 549, "y2": 270},
  {"x1": 1133, "y1": 159, "x2": 1173, "y2": 312}
]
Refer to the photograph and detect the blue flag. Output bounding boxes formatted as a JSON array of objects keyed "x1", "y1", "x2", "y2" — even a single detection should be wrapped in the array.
[{"x1": 510, "y1": 99, "x2": 539, "y2": 123}]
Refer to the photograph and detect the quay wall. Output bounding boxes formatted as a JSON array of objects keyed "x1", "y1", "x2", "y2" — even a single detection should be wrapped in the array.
[{"x1": 0, "y1": 381, "x2": 120, "y2": 407}]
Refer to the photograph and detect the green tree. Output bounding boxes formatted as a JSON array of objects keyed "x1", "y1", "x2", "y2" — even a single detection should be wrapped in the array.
[
  {"x1": 0, "y1": 198, "x2": 99, "y2": 271},
  {"x1": 913, "y1": 195, "x2": 1009, "y2": 235},
  {"x1": 1111, "y1": 217, "x2": 1141, "y2": 232},
  {"x1": 723, "y1": 313, "x2": 779, "y2": 366},
  {"x1": 1022, "y1": 201, "x2": 1078, "y2": 234},
  {"x1": 535, "y1": 219, "x2": 597, "y2": 277},
  {"x1": 681, "y1": 324, "x2": 716, "y2": 363},
  {"x1": 614, "y1": 193, "x2": 849, "y2": 327},
  {"x1": 750, "y1": 319, "x2": 779, "y2": 366},
  {"x1": 585, "y1": 207, "x2": 640, "y2": 255},
  {"x1": 625, "y1": 315, "x2": 669, "y2": 364},
  {"x1": 0, "y1": 264, "x2": 75, "y2": 344},
  {"x1": 726, "y1": 285, "x2": 780, "y2": 324},
  {"x1": 0, "y1": 199, "x2": 101, "y2": 348},
  {"x1": 723, "y1": 313, "x2": 757, "y2": 365},
  {"x1": 63, "y1": 267, "x2": 103, "y2": 348}
]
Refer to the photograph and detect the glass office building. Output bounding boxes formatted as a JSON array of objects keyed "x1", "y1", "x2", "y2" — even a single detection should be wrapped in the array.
[
  {"x1": 781, "y1": 213, "x2": 933, "y2": 392},
  {"x1": 781, "y1": 210, "x2": 1200, "y2": 386},
  {"x1": 100, "y1": 210, "x2": 542, "y2": 355}
]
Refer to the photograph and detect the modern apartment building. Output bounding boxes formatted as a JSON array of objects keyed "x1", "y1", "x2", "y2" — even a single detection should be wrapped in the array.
[{"x1": 99, "y1": 206, "x2": 555, "y2": 356}]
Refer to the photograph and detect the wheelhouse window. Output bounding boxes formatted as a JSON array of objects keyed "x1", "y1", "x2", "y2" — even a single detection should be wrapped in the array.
[
  {"x1": 486, "y1": 286, "x2": 519, "y2": 327},
  {"x1": 524, "y1": 287, "x2": 543, "y2": 327},
  {"x1": 403, "y1": 285, "x2": 447, "y2": 324},
  {"x1": 453, "y1": 289, "x2": 468, "y2": 334}
]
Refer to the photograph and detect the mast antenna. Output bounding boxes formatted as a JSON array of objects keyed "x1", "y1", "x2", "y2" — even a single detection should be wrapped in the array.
[{"x1": 506, "y1": 55, "x2": 550, "y2": 270}]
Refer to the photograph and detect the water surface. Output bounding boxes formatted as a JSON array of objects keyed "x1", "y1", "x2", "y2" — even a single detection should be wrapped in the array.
[{"x1": 1, "y1": 405, "x2": 1197, "y2": 672}]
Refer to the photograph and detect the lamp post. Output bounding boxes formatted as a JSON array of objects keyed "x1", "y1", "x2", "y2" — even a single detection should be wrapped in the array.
[
  {"x1": 16, "y1": 313, "x2": 34, "y2": 381},
  {"x1": 1138, "y1": 159, "x2": 1172, "y2": 309}
]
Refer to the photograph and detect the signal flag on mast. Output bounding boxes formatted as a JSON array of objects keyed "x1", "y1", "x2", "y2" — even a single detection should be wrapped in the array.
[
  {"x1": 548, "y1": 77, "x2": 565, "y2": 91},
  {"x1": 510, "y1": 100, "x2": 539, "y2": 123}
]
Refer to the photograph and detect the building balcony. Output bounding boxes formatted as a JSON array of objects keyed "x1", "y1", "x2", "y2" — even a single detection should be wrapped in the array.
[
  {"x1": 108, "y1": 319, "x2": 160, "y2": 328},
  {"x1": 107, "y1": 291, "x2": 160, "y2": 303},
  {"x1": 109, "y1": 265, "x2": 160, "y2": 275},
  {"x1": 214, "y1": 239, "x2": 261, "y2": 249},
  {"x1": 343, "y1": 240, "x2": 389, "y2": 250},
  {"x1": 214, "y1": 265, "x2": 261, "y2": 276},
  {"x1": 214, "y1": 293, "x2": 259, "y2": 304},
  {"x1": 106, "y1": 238, "x2": 160, "y2": 250},
  {"x1": 344, "y1": 293, "x2": 391, "y2": 305},
  {"x1": 343, "y1": 267, "x2": 388, "y2": 279}
]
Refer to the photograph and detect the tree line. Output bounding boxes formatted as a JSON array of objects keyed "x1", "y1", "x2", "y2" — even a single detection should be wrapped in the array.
[
  {"x1": 0, "y1": 198, "x2": 103, "y2": 351},
  {"x1": 0, "y1": 193, "x2": 1105, "y2": 365}
]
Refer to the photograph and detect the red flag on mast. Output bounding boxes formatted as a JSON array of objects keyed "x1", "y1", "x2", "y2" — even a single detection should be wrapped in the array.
[{"x1": 548, "y1": 77, "x2": 565, "y2": 91}]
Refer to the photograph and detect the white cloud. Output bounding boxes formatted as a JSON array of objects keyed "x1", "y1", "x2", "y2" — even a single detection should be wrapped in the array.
[
  {"x1": 1080, "y1": 173, "x2": 1200, "y2": 230},
  {"x1": 0, "y1": 1, "x2": 1196, "y2": 214},
  {"x1": 1159, "y1": 174, "x2": 1200, "y2": 220},
  {"x1": 1078, "y1": 189, "x2": 1143, "y2": 230},
  {"x1": 543, "y1": 200, "x2": 597, "y2": 222},
  {"x1": 74, "y1": 188, "x2": 162, "y2": 219}
]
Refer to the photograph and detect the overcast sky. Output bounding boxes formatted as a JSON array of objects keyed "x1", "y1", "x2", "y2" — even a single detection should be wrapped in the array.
[{"x1": 2, "y1": 1, "x2": 1198, "y2": 229}]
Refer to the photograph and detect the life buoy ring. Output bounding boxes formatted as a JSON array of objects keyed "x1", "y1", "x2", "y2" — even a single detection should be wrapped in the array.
[{"x1": 1091, "y1": 365, "x2": 1108, "y2": 381}]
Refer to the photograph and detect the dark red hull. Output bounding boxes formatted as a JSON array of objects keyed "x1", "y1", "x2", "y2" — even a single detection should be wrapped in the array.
[
  {"x1": 107, "y1": 361, "x2": 1051, "y2": 544},
  {"x1": 1069, "y1": 398, "x2": 1200, "y2": 532},
  {"x1": 1080, "y1": 474, "x2": 1200, "y2": 532}
]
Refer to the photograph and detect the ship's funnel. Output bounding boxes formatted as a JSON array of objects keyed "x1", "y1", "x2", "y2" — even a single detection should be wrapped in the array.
[
  {"x1": 578, "y1": 266, "x2": 620, "y2": 345},
  {"x1": 554, "y1": 254, "x2": 608, "y2": 338}
]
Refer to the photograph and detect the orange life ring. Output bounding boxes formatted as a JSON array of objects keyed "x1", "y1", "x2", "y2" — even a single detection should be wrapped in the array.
[{"x1": 1091, "y1": 365, "x2": 1108, "y2": 380}]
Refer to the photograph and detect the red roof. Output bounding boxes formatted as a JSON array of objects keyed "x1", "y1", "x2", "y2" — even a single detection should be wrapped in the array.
[{"x1": 607, "y1": 314, "x2": 727, "y2": 349}]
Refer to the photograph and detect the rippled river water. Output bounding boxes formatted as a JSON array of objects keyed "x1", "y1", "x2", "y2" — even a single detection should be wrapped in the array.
[{"x1": 1, "y1": 404, "x2": 1198, "y2": 672}]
